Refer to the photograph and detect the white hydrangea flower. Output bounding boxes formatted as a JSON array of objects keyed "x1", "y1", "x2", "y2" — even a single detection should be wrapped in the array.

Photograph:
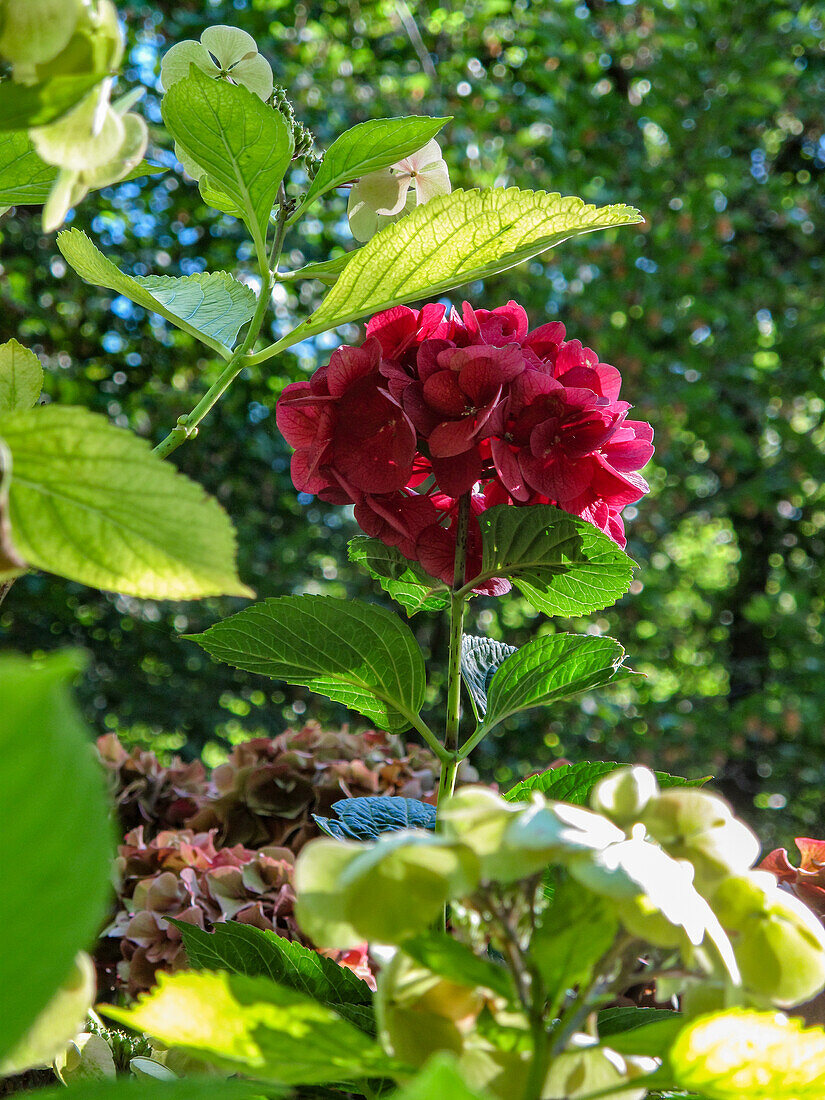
[
  {"x1": 347, "y1": 138, "x2": 451, "y2": 242},
  {"x1": 160, "y1": 25, "x2": 273, "y2": 101}
]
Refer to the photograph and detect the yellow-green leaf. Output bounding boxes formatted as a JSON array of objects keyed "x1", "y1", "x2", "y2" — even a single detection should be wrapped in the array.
[
  {"x1": 0, "y1": 338, "x2": 43, "y2": 412},
  {"x1": 291, "y1": 187, "x2": 642, "y2": 336},
  {"x1": 669, "y1": 1009, "x2": 825, "y2": 1098},
  {"x1": 57, "y1": 228, "x2": 255, "y2": 355},
  {"x1": 104, "y1": 970, "x2": 400, "y2": 1085},
  {"x1": 0, "y1": 405, "x2": 252, "y2": 599}
]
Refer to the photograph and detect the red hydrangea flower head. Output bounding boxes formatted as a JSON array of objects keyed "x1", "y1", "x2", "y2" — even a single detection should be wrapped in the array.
[{"x1": 276, "y1": 301, "x2": 654, "y2": 590}]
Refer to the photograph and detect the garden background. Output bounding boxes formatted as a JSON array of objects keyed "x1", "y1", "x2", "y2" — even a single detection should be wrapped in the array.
[{"x1": 2, "y1": 0, "x2": 823, "y2": 845}]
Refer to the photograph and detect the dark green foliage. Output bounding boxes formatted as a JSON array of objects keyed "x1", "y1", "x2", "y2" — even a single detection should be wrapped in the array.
[
  {"x1": 314, "y1": 796, "x2": 436, "y2": 840},
  {"x1": 504, "y1": 762, "x2": 702, "y2": 805},
  {"x1": 1, "y1": 0, "x2": 822, "y2": 846}
]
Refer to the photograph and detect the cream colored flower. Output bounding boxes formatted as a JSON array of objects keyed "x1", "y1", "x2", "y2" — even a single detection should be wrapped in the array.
[
  {"x1": 347, "y1": 138, "x2": 451, "y2": 242},
  {"x1": 160, "y1": 25, "x2": 273, "y2": 101}
]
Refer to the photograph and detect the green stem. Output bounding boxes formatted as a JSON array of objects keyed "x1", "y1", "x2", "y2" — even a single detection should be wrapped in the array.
[
  {"x1": 437, "y1": 494, "x2": 471, "y2": 807},
  {"x1": 153, "y1": 192, "x2": 292, "y2": 460}
]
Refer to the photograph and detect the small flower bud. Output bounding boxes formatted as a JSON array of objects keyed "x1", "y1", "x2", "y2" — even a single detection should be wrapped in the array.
[
  {"x1": 641, "y1": 788, "x2": 760, "y2": 887},
  {"x1": 590, "y1": 766, "x2": 659, "y2": 825},
  {"x1": 713, "y1": 872, "x2": 825, "y2": 1007}
]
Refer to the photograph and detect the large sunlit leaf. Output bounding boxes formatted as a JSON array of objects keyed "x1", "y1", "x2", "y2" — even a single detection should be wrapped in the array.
[
  {"x1": 0, "y1": 652, "x2": 113, "y2": 1063},
  {"x1": 473, "y1": 504, "x2": 635, "y2": 617},
  {"x1": 172, "y1": 920, "x2": 374, "y2": 1034},
  {"x1": 292, "y1": 114, "x2": 450, "y2": 220},
  {"x1": 189, "y1": 595, "x2": 426, "y2": 731},
  {"x1": 504, "y1": 761, "x2": 701, "y2": 805},
  {"x1": 105, "y1": 970, "x2": 400, "y2": 1085},
  {"x1": 348, "y1": 535, "x2": 450, "y2": 616},
  {"x1": 57, "y1": 229, "x2": 256, "y2": 354},
  {"x1": 161, "y1": 66, "x2": 293, "y2": 249},
  {"x1": 290, "y1": 188, "x2": 641, "y2": 336},
  {"x1": 0, "y1": 406, "x2": 251, "y2": 599},
  {"x1": 483, "y1": 633, "x2": 626, "y2": 731},
  {"x1": 669, "y1": 1009, "x2": 825, "y2": 1099},
  {"x1": 0, "y1": 339, "x2": 43, "y2": 412}
]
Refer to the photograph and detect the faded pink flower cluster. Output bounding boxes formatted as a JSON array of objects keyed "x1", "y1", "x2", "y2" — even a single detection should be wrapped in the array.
[
  {"x1": 104, "y1": 826, "x2": 298, "y2": 993},
  {"x1": 277, "y1": 301, "x2": 653, "y2": 590}
]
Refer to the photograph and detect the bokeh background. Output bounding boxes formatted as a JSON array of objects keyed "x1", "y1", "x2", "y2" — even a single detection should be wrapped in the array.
[{"x1": 2, "y1": 0, "x2": 823, "y2": 846}]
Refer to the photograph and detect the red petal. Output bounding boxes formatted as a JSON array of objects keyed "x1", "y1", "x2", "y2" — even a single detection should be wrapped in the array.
[
  {"x1": 430, "y1": 449, "x2": 483, "y2": 497},
  {"x1": 326, "y1": 339, "x2": 381, "y2": 396},
  {"x1": 422, "y1": 370, "x2": 466, "y2": 416}
]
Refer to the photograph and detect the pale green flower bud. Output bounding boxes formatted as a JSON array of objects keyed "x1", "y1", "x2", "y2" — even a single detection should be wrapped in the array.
[
  {"x1": 590, "y1": 766, "x2": 659, "y2": 825},
  {"x1": 713, "y1": 872, "x2": 825, "y2": 1007},
  {"x1": 570, "y1": 835, "x2": 740, "y2": 980},
  {"x1": 54, "y1": 1033, "x2": 116, "y2": 1086},
  {"x1": 295, "y1": 830, "x2": 479, "y2": 947},
  {"x1": 0, "y1": 0, "x2": 82, "y2": 66},
  {"x1": 439, "y1": 786, "x2": 625, "y2": 884},
  {"x1": 376, "y1": 952, "x2": 485, "y2": 1068},
  {"x1": 544, "y1": 1034, "x2": 651, "y2": 1100},
  {"x1": 641, "y1": 788, "x2": 760, "y2": 886}
]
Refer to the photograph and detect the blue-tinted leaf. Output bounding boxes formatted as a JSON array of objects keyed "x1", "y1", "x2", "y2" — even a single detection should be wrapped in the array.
[
  {"x1": 460, "y1": 634, "x2": 517, "y2": 719},
  {"x1": 314, "y1": 795, "x2": 436, "y2": 840}
]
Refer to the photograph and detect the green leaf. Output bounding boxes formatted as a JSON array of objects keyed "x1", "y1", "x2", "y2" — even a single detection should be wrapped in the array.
[
  {"x1": 0, "y1": 73, "x2": 101, "y2": 130},
  {"x1": 0, "y1": 405, "x2": 252, "y2": 599},
  {"x1": 1, "y1": 953, "x2": 95, "y2": 1076},
  {"x1": 289, "y1": 188, "x2": 642, "y2": 337},
  {"x1": 597, "y1": 1006, "x2": 681, "y2": 1038},
  {"x1": 504, "y1": 761, "x2": 703, "y2": 805},
  {"x1": 348, "y1": 535, "x2": 450, "y2": 616},
  {"x1": 668, "y1": 1008, "x2": 825, "y2": 1099},
  {"x1": 133, "y1": 274, "x2": 256, "y2": 349},
  {"x1": 104, "y1": 970, "x2": 401, "y2": 1085},
  {"x1": 0, "y1": 132, "x2": 164, "y2": 206},
  {"x1": 0, "y1": 130, "x2": 57, "y2": 204},
  {"x1": 474, "y1": 504, "x2": 636, "y2": 616},
  {"x1": 189, "y1": 594, "x2": 426, "y2": 731},
  {"x1": 400, "y1": 933, "x2": 515, "y2": 1001},
  {"x1": 277, "y1": 250, "x2": 355, "y2": 285},
  {"x1": 597, "y1": 1007, "x2": 682, "y2": 1058},
  {"x1": 531, "y1": 878, "x2": 619, "y2": 1014},
  {"x1": 460, "y1": 635, "x2": 518, "y2": 719},
  {"x1": 293, "y1": 114, "x2": 450, "y2": 219},
  {"x1": 32, "y1": 1083, "x2": 271, "y2": 1100},
  {"x1": 0, "y1": 652, "x2": 113, "y2": 1063},
  {"x1": 390, "y1": 1054, "x2": 496, "y2": 1099},
  {"x1": 172, "y1": 920, "x2": 375, "y2": 1034},
  {"x1": 0, "y1": 338, "x2": 43, "y2": 412},
  {"x1": 161, "y1": 66, "x2": 293, "y2": 251},
  {"x1": 57, "y1": 229, "x2": 255, "y2": 355},
  {"x1": 314, "y1": 795, "x2": 436, "y2": 840},
  {"x1": 483, "y1": 633, "x2": 626, "y2": 731}
]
